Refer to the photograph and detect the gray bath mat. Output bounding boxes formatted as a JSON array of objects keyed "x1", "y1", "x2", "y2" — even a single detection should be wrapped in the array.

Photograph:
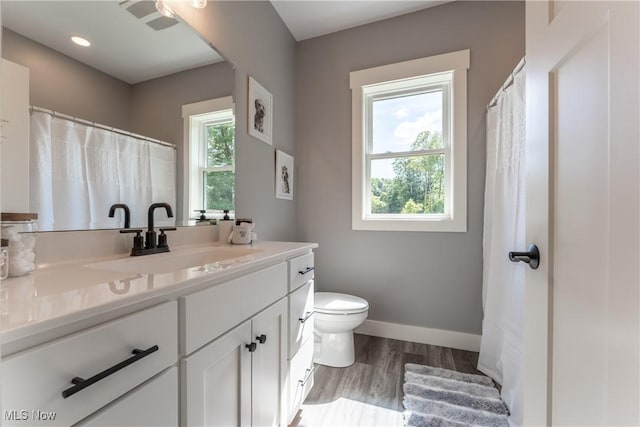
[{"x1": 403, "y1": 363, "x2": 509, "y2": 427}]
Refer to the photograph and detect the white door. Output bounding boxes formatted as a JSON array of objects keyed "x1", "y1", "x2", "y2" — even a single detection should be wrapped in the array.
[
  {"x1": 251, "y1": 298, "x2": 288, "y2": 427},
  {"x1": 524, "y1": 1, "x2": 639, "y2": 425},
  {"x1": 181, "y1": 321, "x2": 252, "y2": 427}
]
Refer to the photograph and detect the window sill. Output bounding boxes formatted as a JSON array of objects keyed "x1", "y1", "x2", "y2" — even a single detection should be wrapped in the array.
[{"x1": 352, "y1": 216, "x2": 466, "y2": 232}]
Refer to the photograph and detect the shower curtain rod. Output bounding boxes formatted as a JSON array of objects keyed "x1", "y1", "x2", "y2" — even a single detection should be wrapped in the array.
[
  {"x1": 486, "y1": 57, "x2": 526, "y2": 111},
  {"x1": 29, "y1": 106, "x2": 177, "y2": 150}
]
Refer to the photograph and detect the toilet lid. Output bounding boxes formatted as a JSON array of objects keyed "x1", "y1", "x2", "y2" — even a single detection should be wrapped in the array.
[{"x1": 314, "y1": 292, "x2": 369, "y2": 315}]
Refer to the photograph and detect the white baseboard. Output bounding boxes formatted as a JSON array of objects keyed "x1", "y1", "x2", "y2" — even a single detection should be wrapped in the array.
[{"x1": 355, "y1": 320, "x2": 481, "y2": 352}]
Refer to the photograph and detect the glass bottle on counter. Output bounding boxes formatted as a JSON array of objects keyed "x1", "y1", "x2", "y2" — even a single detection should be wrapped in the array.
[{"x1": 1, "y1": 213, "x2": 38, "y2": 277}]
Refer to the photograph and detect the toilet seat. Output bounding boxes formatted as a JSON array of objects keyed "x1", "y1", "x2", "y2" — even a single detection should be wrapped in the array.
[{"x1": 314, "y1": 292, "x2": 369, "y2": 315}]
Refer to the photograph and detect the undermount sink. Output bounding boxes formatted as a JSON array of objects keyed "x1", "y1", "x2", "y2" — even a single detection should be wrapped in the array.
[{"x1": 85, "y1": 246, "x2": 262, "y2": 275}]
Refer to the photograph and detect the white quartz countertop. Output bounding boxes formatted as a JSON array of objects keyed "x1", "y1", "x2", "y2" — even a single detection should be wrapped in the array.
[{"x1": 0, "y1": 241, "x2": 317, "y2": 354}]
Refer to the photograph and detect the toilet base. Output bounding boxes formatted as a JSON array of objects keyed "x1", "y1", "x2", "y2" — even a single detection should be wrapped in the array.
[{"x1": 314, "y1": 330, "x2": 355, "y2": 367}]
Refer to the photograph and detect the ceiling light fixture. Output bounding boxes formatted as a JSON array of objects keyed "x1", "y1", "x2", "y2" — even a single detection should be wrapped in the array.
[
  {"x1": 190, "y1": 0, "x2": 207, "y2": 8},
  {"x1": 70, "y1": 35, "x2": 91, "y2": 47},
  {"x1": 155, "y1": 0, "x2": 175, "y2": 18}
]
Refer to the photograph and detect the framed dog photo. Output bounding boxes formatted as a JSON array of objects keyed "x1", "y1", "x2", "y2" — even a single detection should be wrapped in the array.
[
  {"x1": 248, "y1": 76, "x2": 273, "y2": 145},
  {"x1": 275, "y1": 150, "x2": 294, "y2": 200}
]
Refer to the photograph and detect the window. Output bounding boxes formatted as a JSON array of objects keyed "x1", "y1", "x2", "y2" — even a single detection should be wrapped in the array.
[
  {"x1": 350, "y1": 50, "x2": 469, "y2": 232},
  {"x1": 182, "y1": 97, "x2": 235, "y2": 221}
]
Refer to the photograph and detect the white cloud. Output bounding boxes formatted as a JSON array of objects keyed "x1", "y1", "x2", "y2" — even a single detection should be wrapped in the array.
[
  {"x1": 393, "y1": 110, "x2": 442, "y2": 148},
  {"x1": 395, "y1": 107, "x2": 409, "y2": 119}
]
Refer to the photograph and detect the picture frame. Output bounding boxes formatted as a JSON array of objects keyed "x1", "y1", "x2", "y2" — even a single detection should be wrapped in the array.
[
  {"x1": 275, "y1": 150, "x2": 294, "y2": 200},
  {"x1": 248, "y1": 76, "x2": 273, "y2": 145}
]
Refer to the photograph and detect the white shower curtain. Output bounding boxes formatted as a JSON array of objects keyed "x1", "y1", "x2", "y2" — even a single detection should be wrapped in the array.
[
  {"x1": 478, "y1": 62, "x2": 526, "y2": 426},
  {"x1": 30, "y1": 111, "x2": 176, "y2": 231}
]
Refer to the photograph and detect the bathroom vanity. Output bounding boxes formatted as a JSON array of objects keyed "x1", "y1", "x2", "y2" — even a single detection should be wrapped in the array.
[{"x1": 0, "y1": 239, "x2": 317, "y2": 426}]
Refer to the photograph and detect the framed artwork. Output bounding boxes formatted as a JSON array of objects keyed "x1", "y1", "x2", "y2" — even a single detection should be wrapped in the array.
[
  {"x1": 275, "y1": 150, "x2": 293, "y2": 200},
  {"x1": 248, "y1": 76, "x2": 273, "y2": 144}
]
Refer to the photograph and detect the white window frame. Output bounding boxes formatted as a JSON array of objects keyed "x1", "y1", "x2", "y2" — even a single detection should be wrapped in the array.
[
  {"x1": 182, "y1": 96, "x2": 234, "y2": 221},
  {"x1": 350, "y1": 50, "x2": 469, "y2": 232}
]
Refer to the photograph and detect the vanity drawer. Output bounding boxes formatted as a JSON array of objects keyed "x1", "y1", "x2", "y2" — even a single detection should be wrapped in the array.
[
  {"x1": 288, "y1": 338, "x2": 314, "y2": 423},
  {"x1": 289, "y1": 280, "x2": 314, "y2": 357},
  {"x1": 181, "y1": 263, "x2": 287, "y2": 355},
  {"x1": 77, "y1": 367, "x2": 178, "y2": 427},
  {"x1": 289, "y1": 252, "x2": 314, "y2": 292},
  {"x1": 1, "y1": 301, "x2": 178, "y2": 427}
]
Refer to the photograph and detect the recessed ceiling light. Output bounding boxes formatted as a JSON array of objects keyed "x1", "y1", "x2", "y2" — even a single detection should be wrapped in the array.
[{"x1": 70, "y1": 35, "x2": 91, "y2": 47}]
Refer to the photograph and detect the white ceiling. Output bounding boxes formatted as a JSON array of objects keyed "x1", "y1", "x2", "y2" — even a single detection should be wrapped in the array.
[
  {"x1": 1, "y1": 1, "x2": 224, "y2": 84},
  {"x1": 271, "y1": 0, "x2": 452, "y2": 41},
  {"x1": 1, "y1": 1, "x2": 452, "y2": 82}
]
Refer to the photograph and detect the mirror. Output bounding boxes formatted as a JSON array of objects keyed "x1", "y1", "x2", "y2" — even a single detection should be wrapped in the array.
[{"x1": 0, "y1": 0, "x2": 234, "y2": 231}]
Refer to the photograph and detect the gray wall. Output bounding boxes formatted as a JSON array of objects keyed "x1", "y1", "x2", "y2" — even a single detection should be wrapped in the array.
[
  {"x1": 295, "y1": 1, "x2": 525, "y2": 334},
  {"x1": 2, "y1": 28, "x2": 132, "y2": 130},
  {"x1": 130, "y1": 61, "x2": 235, "y2": 221},
  {"x1": 173, "y1": 1, "x2": 297, "y2": 241}
]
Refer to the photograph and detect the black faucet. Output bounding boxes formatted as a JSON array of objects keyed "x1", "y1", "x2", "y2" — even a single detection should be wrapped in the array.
[
  {"x1": 119, "y1": 203, "x2": 176, "y2": 256},
  {"x1": 145, "y1": 203, "x2": 174, "y2": 249},
  {"x1": 108, "y1": 204, "x2": 130, "y2": 229}
]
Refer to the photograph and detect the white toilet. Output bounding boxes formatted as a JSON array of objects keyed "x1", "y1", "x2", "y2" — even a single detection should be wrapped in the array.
[{"x1": 313, "y1": 292, "x2": 369, "y2": 367}]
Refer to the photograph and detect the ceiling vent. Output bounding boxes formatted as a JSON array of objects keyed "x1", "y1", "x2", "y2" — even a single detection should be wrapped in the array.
[{"x1": 146, "y1": 16, "x2": 179, "y2": 31}]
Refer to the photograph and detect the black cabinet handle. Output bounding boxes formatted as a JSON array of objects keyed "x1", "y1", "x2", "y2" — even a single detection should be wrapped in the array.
[
  {"x1": 62, "y1": 345, "x2": 159, "y2": 399},
  {"x1": 256, "y1": 334, "x2": 267, "y2": 344},
  {"x1": 508, "y1": 244, "x2": 540, "y2": 270},
  {"x1": 298, "y1": 311, "x2": 314, "y2": 324},
  {"x1": 298, "y1": 366, "x2": 315, "y2": 387},
  {"x1": 298, "y1": 267, "x2": 315, "y2": 275},
  {"x1": 246, "y1": 342, "x2": 257, "y2": 352}
]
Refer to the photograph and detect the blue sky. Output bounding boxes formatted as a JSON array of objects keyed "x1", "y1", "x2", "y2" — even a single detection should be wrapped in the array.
[{"x1": 371, "y1": 90, "x2": 442, "y2": 179}]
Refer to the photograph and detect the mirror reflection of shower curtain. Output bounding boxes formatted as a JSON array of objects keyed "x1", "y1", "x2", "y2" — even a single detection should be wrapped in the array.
[
  {"x1": 478, "y1": 62, "x2": 525, "y2": 427},
  {"x1": 30, "y1": 111, "x2": 176, "y2": 231}
]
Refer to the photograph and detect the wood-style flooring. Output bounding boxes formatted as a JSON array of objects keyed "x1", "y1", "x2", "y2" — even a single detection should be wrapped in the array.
[{"x1": 289, "y1": 334, "x2": 482, "y2": 427}]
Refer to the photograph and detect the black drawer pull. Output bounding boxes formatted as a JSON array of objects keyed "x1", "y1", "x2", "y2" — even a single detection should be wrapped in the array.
[
  {"x1": 62, "y1": 345, "x2": 159, "y2": 399},
  {"x1": 298, "y1": 311, "x2": 314, "y2": 324},
  {"x1": 298, "y1": 267, "x2": 315, "y2": 275},
  {"x1": 256, "y1": 334, "x2": 267, "y2": 344},
  {"x1": 298, "y1": 366, "x2": 315, "y2": 387},
  {"x1": 246, "y1": 342, "x2": 257, "y2": 352}
]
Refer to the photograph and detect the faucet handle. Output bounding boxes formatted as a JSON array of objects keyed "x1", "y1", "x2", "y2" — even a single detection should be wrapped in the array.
[
  {"x1": 158, "y1": 228, "x2": 176, "y2": 249},
  {"x1": 119, "y1": 228, "x2": 143, "y2": 234},
  {"x1": 119, "y1": 229, "x2": 144, "y2": 255}
]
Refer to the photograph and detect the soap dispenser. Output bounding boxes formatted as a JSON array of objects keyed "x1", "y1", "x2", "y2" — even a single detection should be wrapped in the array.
[
  {"x1": 194, "y1": 210, "x2": 209, "y2": 226},
  {"x1": 218, "y1": 209, "x2": 234, "y2": 243}
]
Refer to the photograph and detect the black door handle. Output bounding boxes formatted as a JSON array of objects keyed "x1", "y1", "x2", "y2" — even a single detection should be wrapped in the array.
[
  {"x1": 508, "y1": 244, "x2": 540, "y2": 270},
  {"x1": 256, "y1": 334, "x2": 267, "y2": 344},
  {"x1": 245, "y1": 342, "x2": 257, "y2": 352}
]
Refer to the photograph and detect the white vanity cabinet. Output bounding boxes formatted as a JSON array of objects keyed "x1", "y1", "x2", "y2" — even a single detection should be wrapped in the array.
[
  {"x1": 1, "y1": 301, "x2": 178, "y2": 427},
  {"x1": 287, "y1": 253, "x2": 316, "y2": 423},
  {"x1": 180, "y1": 262, "x2": 289, "y2": 427},
  {"x1": 181, "y1": 298, "x2": 287, "y2": 427},
  {"x1": 1, "y1": 244, "x2": 317, "y2": 427}
]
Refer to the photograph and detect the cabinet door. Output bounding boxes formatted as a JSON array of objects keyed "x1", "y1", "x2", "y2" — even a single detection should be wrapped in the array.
[
  {"x1": 251, "y1": 299, "x2": 288, "y2": 427},
  {"x1": 181, "y1": 321, "x2": 252, "y2": 427},
  {"x1": 1, "y1": 59, "x2": 30, "y2": 212},
  {"x1": 77, "y1": 368, "x2": 178, "y2": 427}
]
